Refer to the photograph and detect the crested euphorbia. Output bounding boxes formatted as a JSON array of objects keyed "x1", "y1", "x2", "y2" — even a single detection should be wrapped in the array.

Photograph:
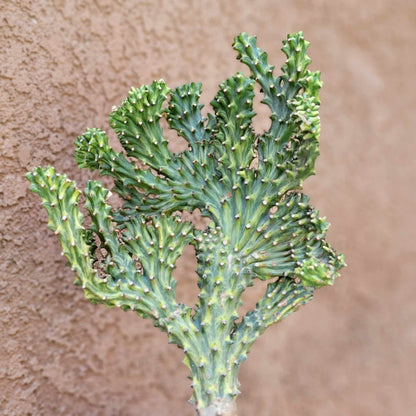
[{"x1": 27, "y1": 32, "x2": 344, "y2": 416}]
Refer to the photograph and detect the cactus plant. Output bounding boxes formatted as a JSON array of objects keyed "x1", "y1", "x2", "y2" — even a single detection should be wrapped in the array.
[{"x1": 27, "y1": 32, "x2": 345, "y2": 416}]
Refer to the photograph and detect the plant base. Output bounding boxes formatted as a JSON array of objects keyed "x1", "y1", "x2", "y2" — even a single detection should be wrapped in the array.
[{"x1": 195, "y1": 399, "x2": 238, "y2": 416}]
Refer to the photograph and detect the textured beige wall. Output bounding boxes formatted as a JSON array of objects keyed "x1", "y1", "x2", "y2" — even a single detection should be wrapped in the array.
[{"x1": 1, "y1": 0, "x2": 415, "y2": 415}]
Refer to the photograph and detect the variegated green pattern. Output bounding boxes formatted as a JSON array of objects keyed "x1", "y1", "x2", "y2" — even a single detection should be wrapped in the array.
[{"x1": 27, "y1": 32, "x2": 344, "y2": 414}]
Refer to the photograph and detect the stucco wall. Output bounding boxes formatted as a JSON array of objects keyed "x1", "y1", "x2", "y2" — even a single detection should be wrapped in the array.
[{"x1": 1, "y1": 1, "x2": 415, "y2": 415}]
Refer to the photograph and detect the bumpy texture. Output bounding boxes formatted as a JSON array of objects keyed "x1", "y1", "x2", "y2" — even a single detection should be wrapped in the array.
[
  {"x1": 4, "y1": 1, "x2": 416, "y2": 415},
  {"x1": 27, "y1": 32, "x2": 344, "y2": 412}
]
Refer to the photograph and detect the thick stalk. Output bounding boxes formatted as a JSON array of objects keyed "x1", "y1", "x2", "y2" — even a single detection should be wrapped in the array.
[
  {"x1": 187, "y1": 350, "x2": 240, "y2": 413},
  {"x1": 189, "y1": 241, "x2": 246, "y2": 408}
]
